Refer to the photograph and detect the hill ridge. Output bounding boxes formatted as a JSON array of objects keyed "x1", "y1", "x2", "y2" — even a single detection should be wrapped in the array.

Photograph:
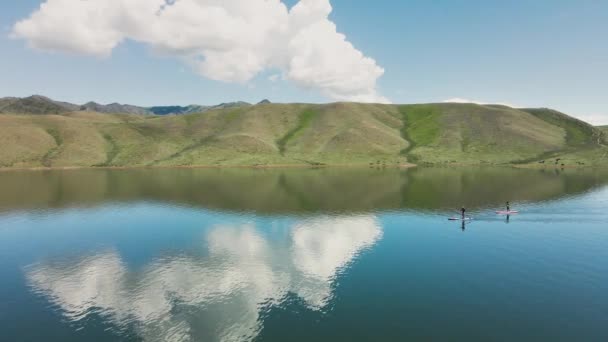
[{"x1": 1, "y1": 97, "x2": 606, "y2": 168}]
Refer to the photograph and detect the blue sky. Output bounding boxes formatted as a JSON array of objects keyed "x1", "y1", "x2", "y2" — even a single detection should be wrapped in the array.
[{"x1": 1, "y1": 0, "x2": 606, "y2": 123}]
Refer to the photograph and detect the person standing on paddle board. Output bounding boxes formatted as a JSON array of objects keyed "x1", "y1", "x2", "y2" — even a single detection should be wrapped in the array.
[
  {"x1": 506, "y1": 201, "x2": 510, "y2": 212},
  {"x1": 461, "y1": 207, "x2": 466, "y2": 219}
]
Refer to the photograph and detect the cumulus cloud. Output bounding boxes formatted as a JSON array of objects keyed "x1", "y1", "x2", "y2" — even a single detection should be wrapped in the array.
[{"x1": 12, "y1": 0, "x2": 388, "y2": 103}]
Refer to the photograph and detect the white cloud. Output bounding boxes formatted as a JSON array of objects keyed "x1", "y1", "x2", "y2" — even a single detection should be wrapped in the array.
[
  {"x1": 12, "y1": 0, "x2": 388, "y2": 103},
  {"x1": 285, "y1": 0, "x2": 388, "y2": 103},
  {"x1": 575, "y1": 114, "x2": 608, "y2": 126},
  {"x1": 443, "y1": 98, "x2": 483, "y2": 104},
  {"x1": 443, "y1": 98, "x2": 518, "y2": 108},
  {"x1": 268, "y1": 73, "x2": 281, "y2": 82}
]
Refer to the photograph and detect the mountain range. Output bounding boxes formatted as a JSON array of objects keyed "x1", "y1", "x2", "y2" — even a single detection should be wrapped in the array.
[
  {"x1": 0, "y1": 95, "x2": 606, "y2": 168},
  {"x1": 0, "y1": 95, "x2": 258, "y2": 116}
]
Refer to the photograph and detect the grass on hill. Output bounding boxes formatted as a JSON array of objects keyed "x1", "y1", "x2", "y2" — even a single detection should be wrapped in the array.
[
  {"x1": 514, "y1": 108, "x2": 608, "y2": 166},
  {"x1": 520, "y1": 108, "x2": 603, "y2": 147},
  {"x1": 1, "y1": 102, "x2": 607, "y2": 168},
  {"x1": 397, "y1": 103, "x2": 568, "y2": 165},
  {"x1": 276, "y1": 107, "x2": 319, "y2": 155}
]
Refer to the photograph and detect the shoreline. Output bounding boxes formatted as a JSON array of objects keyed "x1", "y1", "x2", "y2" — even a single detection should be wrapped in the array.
[
  {"x1": 1, "y1": 162, "x2": 603, "y2": 173},
  {"x1": 512, "y1": 164, "x2": 603, "y2": 170},
  {"x1": 0, "y1": 162, "x2": 418, "y2": 173}
]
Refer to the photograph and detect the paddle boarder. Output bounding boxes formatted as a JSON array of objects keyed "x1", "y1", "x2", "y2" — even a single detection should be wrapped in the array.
[
  {"x1": 506, "y1": 201, "x2": 510, "y2": 212},
  {"x1": 461, "y1": 206, "x2": 466, "y2": 220}
]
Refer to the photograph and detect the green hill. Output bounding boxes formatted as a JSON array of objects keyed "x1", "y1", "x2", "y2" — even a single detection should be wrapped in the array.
[{"x1": 1, "y1": 100, "x2": 606, "y2": 168}]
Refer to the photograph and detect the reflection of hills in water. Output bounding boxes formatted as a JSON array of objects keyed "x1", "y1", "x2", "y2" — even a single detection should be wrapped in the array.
[
  {"x1": 26, "y1": 216, "x2": 382, "y2": 342},
  {"x1": 2, "y1": 167, "x2": 608, "y2": 214},
  {"x1": 400, "y1": 167, "x2": 608, "y2": 210}
]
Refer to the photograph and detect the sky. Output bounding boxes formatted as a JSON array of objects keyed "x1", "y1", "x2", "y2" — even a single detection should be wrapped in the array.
[{"x1": 0, "y1": 0, "x2": 606, "y2": 124}]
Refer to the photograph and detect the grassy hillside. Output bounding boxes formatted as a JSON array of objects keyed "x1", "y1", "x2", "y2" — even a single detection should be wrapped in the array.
[
  {"x1": 515, "y1": 108, "x2": 608, "y2": 166},
  {"x1": 521, "y1": 108, "x2": 604, "y2": 146},
  {"x1": 1, "y1": 102, "x2": 606, "y2": 168},
  {"x1": 398, "y1": 104, "x2": 567, "y2": 164}
]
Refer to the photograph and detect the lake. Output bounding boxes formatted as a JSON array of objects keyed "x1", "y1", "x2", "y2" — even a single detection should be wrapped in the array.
[{"x1": 1, "y1": 167, "x2": 608, "y2": 341}]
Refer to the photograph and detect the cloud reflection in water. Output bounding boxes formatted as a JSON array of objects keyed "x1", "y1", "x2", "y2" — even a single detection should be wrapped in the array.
[{"x1": 26, "y1": 216, "x2": 382, "y2": 342}]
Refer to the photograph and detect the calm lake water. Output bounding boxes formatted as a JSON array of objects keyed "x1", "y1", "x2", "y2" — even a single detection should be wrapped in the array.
[{"x1": 1, "y1": 167, "x2": 608, "y2": 341}]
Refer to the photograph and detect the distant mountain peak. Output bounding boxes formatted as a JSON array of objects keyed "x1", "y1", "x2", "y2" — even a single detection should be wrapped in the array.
[
  {"x1": 257, "y1": 99, "x2": 271, "y2": 105},
  {"x1": 0, "y1": 95, "x2": 78, "y2": 114},
  {"x1": 0, "y1": 95, "x2": 259, "y2": 115}
]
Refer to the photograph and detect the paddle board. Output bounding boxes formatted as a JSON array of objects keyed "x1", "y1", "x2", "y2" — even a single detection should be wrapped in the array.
[{"x1": 448, "y1": 217, "x2": 473, "y2": 221}]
